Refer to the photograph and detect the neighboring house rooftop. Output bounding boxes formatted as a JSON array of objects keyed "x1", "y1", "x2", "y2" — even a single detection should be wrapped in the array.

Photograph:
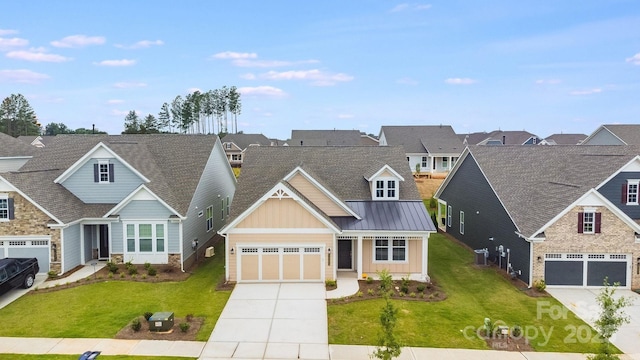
[
  {"x1": 582, "y1": 124, "x2": 640, "y2": 145},
  {"x1": 0, "y1": 132, "x2": 37, "y2": 157},
  {"x1": 460, "y1": 130, "x2": 540, "y2": 146},
  {"x1": 290, "y1": 129, "x2": 376, "y2": 146},
  {"x1": 542, "y1": 133, "x2": 588, "y2": 145},
  {"x1": 3, "y1": 134, "x2": 219, "y2": 223},
  {"x1": 230, "y1": 146, "x2": 421, "y2": 221},
  {"x1": 439, "y1": 145, "x2": 640, "y2": 238},
  {"x1": 17, "y1": 135, "x2": 56, "y2": 147},
  {"x1": 221, "y1": 133, "x2": 272, "y2": 149},
  {"x1": 380, "y1": 125, "x2": 463, "y2": 154}
]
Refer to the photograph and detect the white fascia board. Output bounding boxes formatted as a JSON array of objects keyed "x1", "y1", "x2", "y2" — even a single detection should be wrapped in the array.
[
  {"x1": 104, "y1": 184, "x2": 184, "y2": 219},
  {"x1": 340, "y1": 230, "x2": 435, "y2": 237},
  {"x1": 225, "y1": 228, "x2": 335, "y2": 234},
  {"x1": 365, "y1": 164, "x2": 405, "y2": 182},
  {"x1": 532, "y1": 188, "x2": 640, "y2": 238},
  {"x1": 283, "y1": 166, "x2": 361, "y2": 219},
  {"x1": 63, "y1": 217, "x2": 120, "y2": 227},
  {"x1": 219, "y1": 182, "x2": 342, "y2": 234},
  {"x1": 0, "y1": 175, "x2": 64, "y2": 225},
  {"x1": 595, "y1": 155, "x2": 640, "y2": 190},
  {"x1": 54, "y1": 142, "x2": 150, "y2": 184}
]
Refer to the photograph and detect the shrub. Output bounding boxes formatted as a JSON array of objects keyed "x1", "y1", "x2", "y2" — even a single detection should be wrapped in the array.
[
  {"x1": 534, "y1": 279, "x2": 546, "y2": 292},
  {"x1": 131, "y1": 318, "x2": 141, "y2": 332},
  {"x1": 429, "y1": 197, "x2": 437, "y2": 208},
  {"x1": 108, "y1": 272, "x2": 114, "y2": 279},
  {"x1": 120, "y1": 273, "x2": 125, "y2": 278},
  {"x1": 179, "y1": 322, "x2": 190, "y2": 333},
  {"x1": 366, "y1": 276, "x2": 373, "y2": 284},
  {"x1": 409, "y1": 292, "x2": 417, "y2": 298},
  {"x1": 47, "y1": 271, "x2": 57, "y2": 279},
  {"x1": 367, "y1": 289, "x2": 375, "y2": 296},
  {"x1": 144, "y1": 262, "x2": 151, "y2": 270},
  {"x1": 144, "y1": 312, "x2": 153, "y2": 321},
  {"x1": 128, "y1": 266, "x2": 138, "y2": 276},
  {"x1": 416, "y1": 284, "x2": 426, "y2": 293},
  {"x1": 147, "y1": 267, "x2": 157, "y2": 276},
  {"x1": 400, "y1": 285, "x2": 409, "y2": 294},
  {"x1": 325, "y1": 279, "x2": 337, "y2": 287},
  {"x1": 512, "y1": 325, "x2": 522, "y2": 337},
  {"x1": 106, "y1": 261, "x2": 119, "y2": 273},
  {"x1": 356, "y1": 291, "x2": 363, "y2": 297},
  {"x1": 141, "y1": 274, "x2": 147, "y2": 279}
]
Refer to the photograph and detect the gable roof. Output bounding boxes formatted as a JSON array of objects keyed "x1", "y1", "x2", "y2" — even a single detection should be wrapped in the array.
[
  {"x1": 0, "y1": 132, "x2": 36, "y2": 157},
  {"x1": 380, "y1": 125, "x2": 463, "y2": 154},
  {"x1": 229, "y1": 146, "x2": 420, "y2": 222},
  {"x1": 542, "y1": 133, "x2": 588, "y2": 145},
  {"x1": 4, "y1": 134, "x2": 219, "y2": 223},
  {"x1": 290, "y1": 129, "x2": 366, "y2": 146},
  {"x1": 437, "y1": 145, "x2": 640, "y2": 238},
  {"x1": 461, "y1": 130, "x2": 540, "y2": 146},
  {"x1": 583, "y1": 124, "x2": 640, "y2": 145},
  {"x1": 221, "y1": 133, "x2": 271, "y2": 149}
]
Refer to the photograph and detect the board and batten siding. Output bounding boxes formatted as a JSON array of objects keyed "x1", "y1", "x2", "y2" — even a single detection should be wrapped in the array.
[
  {"x1": 62, "y1": 224, "x2": 82, "y2": 272},
  {"x1": 61, "y1": 158, "x2": 144, "y2": 204},
  {"x1": 182, "y1": 138, "x2": 236, "y2": 263},
  {"x1": 288, "y1": 173, "x2": 350, "y2": 216},
  {"x1": 598, "y1": 171, "x2": 640, "y2": 219},
  {"x1": 236, "y1": 198, "x2": 326, "y2": 228},
  {"x1": 438, "y1": 154, "x2": 531, "y2": 283}
]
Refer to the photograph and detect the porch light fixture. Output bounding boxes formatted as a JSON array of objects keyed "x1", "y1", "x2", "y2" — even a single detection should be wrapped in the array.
[
  {"x1": 537, "y1": 256, "x2": 542, "y2": 263},
  {"x1": 489, "y1": 237, "x2": 494, "y2": 241},
  {"x1": 230, "y1": 247, "x2": 235, "y2": 255},
  {"x1": 327, "y1": 247, "x2": 331, "y2": 254}
]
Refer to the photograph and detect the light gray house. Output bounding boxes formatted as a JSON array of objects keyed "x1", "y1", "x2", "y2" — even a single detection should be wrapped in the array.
[
  {"x1": 0, "y1": 134, "x2": 236, "y2": 274},
  {"x1": 581, "y1": 124, "x2": 640, "y2": 145},
  {"x1": 221, "y1": 133, "x2": 273, "y2": 167},
  {"x1": 0, "y1": 132, "x2": 36, "y2": 172},
  {"x1": 379, "y1": 125, "x2": 463, "y2": 176}
]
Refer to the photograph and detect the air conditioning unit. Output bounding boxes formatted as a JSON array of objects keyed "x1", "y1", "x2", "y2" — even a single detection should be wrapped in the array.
[{"x1": 205, "y1": 246, "x2": 215, "y2": 257}]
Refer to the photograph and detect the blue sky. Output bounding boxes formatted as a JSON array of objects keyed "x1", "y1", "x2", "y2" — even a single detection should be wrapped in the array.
[{"x1": 1, "y1": 1, "x2": 639, "y2": 139}]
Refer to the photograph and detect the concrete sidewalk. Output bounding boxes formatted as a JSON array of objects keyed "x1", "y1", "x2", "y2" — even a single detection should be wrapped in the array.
[{"x1": 3, "y1": 337, "x2": 636, "y2": 359}]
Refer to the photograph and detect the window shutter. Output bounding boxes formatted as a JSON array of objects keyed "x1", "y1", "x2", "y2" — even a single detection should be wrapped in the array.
[
  {"x1": 577, "y1": 212, "x2": 584, "y2": 233},
  {"x1": 622, "y1": 184, "x2": 627, "y2": 203},
  {"x1": 8, "y1": 198, "x2": 14, "y2": 220},
  {"x1": 595, "y1": 212, "x2": 601, "y2": 233},
  {"x1": 108, "y1": 163, "x2": 115, "y2": 182},
  {"x1": 93, "y1": 164, "x2": 99, "y2": 182}
]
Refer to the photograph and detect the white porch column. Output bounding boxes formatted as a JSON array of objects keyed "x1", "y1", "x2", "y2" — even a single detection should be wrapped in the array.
[
  {"x1": 448, "y1": 156, "x2": 452, "y2": 170},
  {"x1": 357, "y1": 235, "x2": 363, "y2": 279},
  {"x1": 422, "y1": 234, "x2": 429, "y2": 281}
]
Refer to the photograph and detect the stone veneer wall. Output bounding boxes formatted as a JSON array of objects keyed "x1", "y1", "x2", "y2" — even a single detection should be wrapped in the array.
[{"x1": 533, "y1": 206, "x2": 640, "y2": 289}]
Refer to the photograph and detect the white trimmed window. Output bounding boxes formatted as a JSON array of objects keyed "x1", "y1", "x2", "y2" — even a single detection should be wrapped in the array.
[
  {"x1": 627, "y1": 180, "x2": 639, "y2": 205},
  {"x1": 206, "y1": 206, "x2": 213, "y2": 232},
  {"x1": 459, "y1": 211, "x2": 465, "y2": 234},
  {"x1": 447, "y1": 205, "x2": 452, "y2": 227},
  {"x1": 373, "y1": 178, "x2": 398, "y2": 200},
  {"x1": 226, "y1": 196, "x2": 230, "y2": 216},
  {"x1": 583, "y1": 211, "x2": 595, "y2": 234},
  {"x1": 0, "y1": 195, "x2": 8, "y2": 220},
  {"x1": 231, "y1": 154, "x2": 241, "y2": 161},
  {"x1": 421, "y1": 156, "x2": 428, "y2": 168},
  {"x1": 442, "y1": 157, "x2": 448, "y2": 169},
  {"x1": 221, "y1": 198, "x2": 225, "y2": 220},
  {"x1": 374, "y1": 236, "x2": 407, "y2": 262},
  {"x1": 126, "y1": 223, "x2": 166, "y2": 253},
  {"x1": 98, "y1": 160, "x2": 110, "y2": 183}
]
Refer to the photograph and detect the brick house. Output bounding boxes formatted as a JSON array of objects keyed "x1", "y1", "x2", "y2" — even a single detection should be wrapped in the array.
[{"x1": 435, "y1": 145, "x2": 640, "y2": 289}]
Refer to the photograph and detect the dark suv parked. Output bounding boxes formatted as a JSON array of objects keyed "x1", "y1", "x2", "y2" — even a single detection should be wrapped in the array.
[{"x1": 0, "y1": 258, "x2": 39, "y2": 296}]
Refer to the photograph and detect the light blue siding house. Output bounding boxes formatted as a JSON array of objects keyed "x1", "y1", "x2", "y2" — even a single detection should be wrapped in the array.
[{"x1": 0, "y1": 134, "x2": 236, "y2": 274}]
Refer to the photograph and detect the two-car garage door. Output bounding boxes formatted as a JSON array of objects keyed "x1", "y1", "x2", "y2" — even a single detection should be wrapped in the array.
[
  {"x1": 0, "y1": 237, "x2": 50, "y2": 273},
  {"x1": 544, "y1": 253, "x2": 630, "y2": 288},
  {"x1": 238, "y1": 246, "x2": 324, "y2": 282}
]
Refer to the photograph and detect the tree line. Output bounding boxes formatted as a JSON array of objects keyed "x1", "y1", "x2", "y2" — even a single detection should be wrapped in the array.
[{"x1": 123, "y1": 86, "x2": 241, "y2": 135}]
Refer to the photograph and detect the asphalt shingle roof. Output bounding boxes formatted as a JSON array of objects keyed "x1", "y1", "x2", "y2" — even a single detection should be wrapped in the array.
[
  {"x1": 380, "y1": 125, "x2": 463, "y2": 154},
  {"x1": 4, "y1": 134, "x2": 218, "y2": 223},
  {"x1": 601, "y1": 125, "x2": 640, "y2": 145},
  {"x1": 461, "y1": 130, "x2": 539, "y2": 145},
  {"x1": 230, "y1": 146, "x2": 421, "y2": 221},
  {"x1": 290, "y1": 130, "x2": 364, "y2": 146},
  {"x1": 0, "y1": 132, "x2": 36, "y2": 157},
  {"x1": 221, "y1": 133, "x2": 271, "y2": 149},
  {"x1": 544, "y1": 133, "x2": 588, "y2": 145},
  {"x1": 467, "y1": 145, "x2": 640, "y2": 237}
]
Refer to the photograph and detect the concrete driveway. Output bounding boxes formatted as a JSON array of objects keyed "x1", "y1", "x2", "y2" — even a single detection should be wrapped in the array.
[
  {"x1": 201, "y1": 283, "x2": 329, "y2": 359},
  {"x1": 547, "y1": 288, "x2": 640, "y2": 357},
  {"x1": 0, "y1": 274, "x2": 47, "y2": 310}
]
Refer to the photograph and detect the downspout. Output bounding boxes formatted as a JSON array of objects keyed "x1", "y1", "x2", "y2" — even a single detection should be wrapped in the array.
[
  {"x1": 515, "y1": 231, "x2": 534, "y2": 288},
  {"x1": 218, "y1": 231, "x2": 229, "y2": 282},
  {"x1": 179, "y1": 221, "x2": 185, "y2": 272}
]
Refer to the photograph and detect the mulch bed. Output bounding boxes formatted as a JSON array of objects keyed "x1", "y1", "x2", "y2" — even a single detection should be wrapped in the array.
[
  {"x1": 115, "y1": 316, "x2": 204, "y2": 341},
  {"x1": 485, "y1": 334, "x2": 534, "y2": 352},
  {"x1": 327, "y1": 279, "x2": 446, "y2": 303}
]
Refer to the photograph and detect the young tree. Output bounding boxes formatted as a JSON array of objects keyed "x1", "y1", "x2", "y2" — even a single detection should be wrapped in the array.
[
  {"x1": 123, "y1": 110, "x2": 140, "y2": 134},
  {"x1": 170, "y1": 95, "x2": 184, "y2": 133},
  {"x1": 0, "y1": 94, "x2": 40, "y2": 137},
  {"x1": 158, "y1": 102, "x2": 171, "y2": 133},
  {"x1": 228, "y1": 86, "x2": 241, "y2": 134},
  {"x1": 588, "y1": 278, "x2": 633, "y2": 360},
  {"x1": 372, "y1": 269, "x2": 402, "y2": 360},
  {"x1": 141, "y1": 114, "x2": 160, "y2": 134}
]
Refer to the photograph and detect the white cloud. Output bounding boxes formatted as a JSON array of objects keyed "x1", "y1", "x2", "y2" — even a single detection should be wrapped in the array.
[
  {"x1": 51, "y1": 35, "x2": 106, "y2": 48},
  {"x1": 6, "y1": 50, "x2": 71, "y2": 62},
  {"x1": 115, "y1": 40, "x2": 164, "y2": 49},
  {"x1": 396, "y1": 77, "x2": 418, "y2": 85},
  {"x1": 569, "y1": 88, "x2": 602, "y2": 95},
  {"x1": 391, "y1": 3, "x2": 431, "y2": 12},
  {"x1": 445, "y1": 78, "x2": 476, "y2": 85},
  {"x1": 0, "y1": 69, "x2": 50, "y2": 83},
  {"x1": 626, "y1": 53, "x2": 640, "y2": 65},
  {"x1": 262, "y1": 69, "x2": 354, "y2": 86},
  {"x1": 238, "y1": 86, "x2": 287, "y2": 98},
  {"x1": 0, "y1": 29, "x2": 19, "y2": 35},
  {"x1": 338, "y1": 114, "x2": 354, "y2": 119},
  {"x1": 113, "y1": 82, "x2": 147, "y2": 88},
  {"x1": 0, "y1": 37, "x2": 29, "y2": 50},
  {"x1": 232, "y1": 59, "x2": 319, "y2": 68},
  {"x1": 211, "y1": 51, "x2": 257, "y2": 60},
  {"x1": 535, "y1": 79, "x2": 561, "y2": 85},
  {"x1": 240, "y1": 73, "x2": 256, "y2": 80},
  {"x1": 107, "y1": 99, "x2": 124, "y2": 104},
  {"x1": 94, "y1": 59, "x2": 136, "y2": 66}
]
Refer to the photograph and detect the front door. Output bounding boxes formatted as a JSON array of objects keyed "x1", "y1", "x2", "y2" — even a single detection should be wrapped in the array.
[
  {"x1": 338, "y1": 239, "x2": 352, "y2": 269},
  {"x1": 99, "y1": 225, "x2": 109, "y2": 259}
]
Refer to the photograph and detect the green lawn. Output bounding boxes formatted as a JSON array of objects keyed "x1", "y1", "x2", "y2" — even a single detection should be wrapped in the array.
[
  {"x1": 0, "y1": 242, "x2": 230, "y2": 341},
  {"x1": 328, "y1": 233, "x2": 603, "y2": 353}
]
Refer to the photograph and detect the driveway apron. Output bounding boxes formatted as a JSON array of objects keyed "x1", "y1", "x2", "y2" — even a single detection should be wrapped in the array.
[
  {"x1": 547, "y1": 288, "x2": 640, "y2": 357},
  {"x1": 201, "y1": 283, "x2": 329, "y2": 359}
]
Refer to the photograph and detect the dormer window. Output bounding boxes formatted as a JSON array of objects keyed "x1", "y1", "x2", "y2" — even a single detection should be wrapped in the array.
[{"x1": 374, "y1": 178, "x2": 398, "y2": 200}]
